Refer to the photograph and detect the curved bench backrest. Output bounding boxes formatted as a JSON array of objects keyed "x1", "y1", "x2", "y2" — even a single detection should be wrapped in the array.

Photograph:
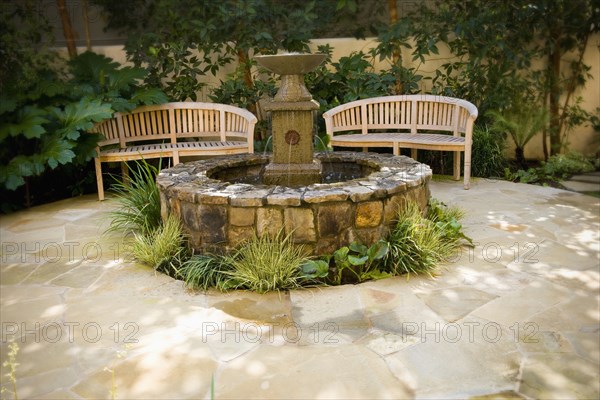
[
  {"x1": 323, "y1": 95, "x2": 478, "y2": 136},
  {"x1": 92, "y1": 102, "x2": 257, "y2": 148}
]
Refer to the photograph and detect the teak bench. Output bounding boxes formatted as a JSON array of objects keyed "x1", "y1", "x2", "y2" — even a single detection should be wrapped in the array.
[
  {"x1": 91, "y1": 102, "x2": 257, "y2": 200},
  {"x1": 323, "y1": 95, "x2": 478, "y2": 189}
]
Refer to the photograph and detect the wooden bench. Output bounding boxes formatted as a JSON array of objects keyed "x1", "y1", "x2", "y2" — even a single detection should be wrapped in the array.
[
  {"x1": 91, "y1": 102, "x2": 257, "y2": 200},
  {"x1": 323, "y1": 95, "x2": 478, "y2": 189}
]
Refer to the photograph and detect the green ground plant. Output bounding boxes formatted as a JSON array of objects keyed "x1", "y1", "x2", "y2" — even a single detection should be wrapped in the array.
[
  {"x1": 1, "y1": 341, "x2": 19, "y2": 400},
  {"x1": 103, "y1": 345, "x2": 130, "y2": 400},
  {"x1": 170, "y1": 198, "x2": 472, "y2": 291},
  {"x1": 178, "y1": 254, "x2": 234, "y2": 291},
  {"x1": 130, "y1": 214, "x2": 186, "y2": 276},
  {"x1": 505, "y1": 151, "x2": 597, "y2": 185},
  {"x1": 426, "y1": 199, "x2": 473, "y2": 247},
  {"x1": 487, "y1": 101, "x2": 549, "y2": 168},
  {"x1": 471, "y1": 124, "x2": 508, "y2": 178},
  {"x1": 1, "y1": 9, "x2": 167, "y2": 211},
  {"x1": 220, "y1": 230, "x2": 310, "y2": 293},
  {"x1": 107, "y1": 159, "x2": 162, "y2": 236},
  {"x1": 328, "y1": 241, "x2": 391, "y2": 284},
  {"x1": 382, "y1": 200, "x2": 469, "y2": 278}
]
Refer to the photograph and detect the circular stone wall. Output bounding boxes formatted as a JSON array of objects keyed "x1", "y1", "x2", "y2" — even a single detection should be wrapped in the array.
[{"x1": 157, "y1": 152, "x2": 432, "y2": 255}]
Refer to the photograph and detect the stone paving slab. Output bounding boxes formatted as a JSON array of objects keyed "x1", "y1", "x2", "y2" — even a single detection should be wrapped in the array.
[
  {"x1": 570, "y1": 173, "x2": 600, "y2": 183},
  {"x1": 561, "y1": 180, "x2": 600, "y2": 193},
  {"x1": 0, "y1": 178, "x2": 599, "y2": 399}
]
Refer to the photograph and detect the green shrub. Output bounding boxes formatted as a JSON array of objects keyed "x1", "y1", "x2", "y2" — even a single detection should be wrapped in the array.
[
  {"x1": 107, "y1": 159, "x2": 162, "y2": 236},
  {"x1": 178, "y1": 254, "x2": 233, "y2": 291},
  {"x1": 221, "y1": 231, "x2": 309, "y2": 293},
  {"x1": 383, "y1": 200, "x2": 468, "y2": 277},
  {"x1": 328, "y1": 241, "x2": 391, "y2": 284},
  {"x1": 505, "y1": 151, "x2": 596, "y2": 185},
  {"x1": 487, "y1": 101, "x2": 548, "y2": 168},
  {"x1": 471, "y1": 124, "x2": 508, "y2": 178},
  {"x1": 427, "y1": 199, "x2": 473, "y2": 246},
  {"x1": 541, "y1": 152, "x2": 595, "y2": 178},
  {"x1": 0, "y1": 50, "x2": 167, "y2": 195},
  {"x1": 130, "y1": 214, "x2": 186, "y2": 275}
]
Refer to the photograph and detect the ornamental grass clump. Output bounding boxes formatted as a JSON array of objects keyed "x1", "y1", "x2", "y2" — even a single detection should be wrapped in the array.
[
  {"x1": 107, "y1": 159, "x2": 162, "y2": 236},
  {"x1": 221, "y1": 231, "x2": 310, "y2": 293},
  {"x1": 383, "y1": 200, "x2": 470, "y2": 277},
  {"x1": 130, "y1": 214, "x2": 186, "y2": 275},
  {"x1": 178, "y1": 254, "x2": 233, "y2": 291}
]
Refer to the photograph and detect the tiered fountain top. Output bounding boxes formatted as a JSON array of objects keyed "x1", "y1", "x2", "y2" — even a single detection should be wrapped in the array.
[
  {"x1": 254, "y1": 53, "x2": 327, "y2": 75},
  {"x1": 255, "y1": 53, "x2": 326, "y2": 103}
]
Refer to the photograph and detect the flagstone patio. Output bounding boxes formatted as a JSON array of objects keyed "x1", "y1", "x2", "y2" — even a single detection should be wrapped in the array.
[{"x1": 1, "y1": 178, "x2": 598, "y2": 399}]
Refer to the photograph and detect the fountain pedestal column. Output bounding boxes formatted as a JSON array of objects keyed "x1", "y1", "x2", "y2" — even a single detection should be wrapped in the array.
[
  {"x1": 255, "y1": 53, "x2": 327, "y2": 186},
  {"x1": 262, "y1": 99, "x2": 321, "y2": 186}
]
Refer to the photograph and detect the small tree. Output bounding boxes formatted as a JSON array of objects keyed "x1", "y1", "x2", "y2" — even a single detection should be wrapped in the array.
[
  {"x1": 532, "y1": 0, "x2": 598, "y2": 156},
  {"x1": 488, "y1": 101, "x2": 549, "y2": 168},
  {"x1": 379, "y1": 0, "x2": 598, "y2": 158},
  {"x1": 95, "y1": 0, "x2": 333, "y2": 101}
]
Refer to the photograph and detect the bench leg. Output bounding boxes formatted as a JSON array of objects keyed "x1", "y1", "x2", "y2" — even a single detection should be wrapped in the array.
[
  {"x1": 463, "y1": 148, "x2": 472, "y2": 190},
  {"x1": 410, "y1": 148, "x2": 418, "y2": 160},
  {"x1": 172, "y1": 152, "x2": 180, "y2": 166},
  {"x1": 121, "y1": 162, "x2": 130, "y2": 184},
  {"x1": 453, "y1": 151, "x2": 461, "y2": 181},
  {"x1": 94, "y1": 158, "x2": 104, "y2": 201},
  {"x1": 393, "y1": 143, "x2": 400, "y2": 156}
]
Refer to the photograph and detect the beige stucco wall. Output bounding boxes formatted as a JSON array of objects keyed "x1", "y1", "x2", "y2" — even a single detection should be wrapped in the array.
[
  {"x1": 309, "y1": 37, "x2": 599, "y2": 159},
  {"x1": 60, "y1": 34, "x2": 599, "y2": 159}
]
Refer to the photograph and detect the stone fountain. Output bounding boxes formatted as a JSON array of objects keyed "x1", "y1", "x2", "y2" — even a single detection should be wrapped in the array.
[
  {"x1": 255, "y1": 53, "x2": 326, "y2": 186},
  {"x1": 157, "y1": 53, "x2": 432, "y2": 255}
]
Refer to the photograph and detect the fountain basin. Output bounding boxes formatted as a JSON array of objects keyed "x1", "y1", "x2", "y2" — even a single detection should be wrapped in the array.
[
  {"x1": 157, "y1": 152, "x2": 432, "y2": 255},
  {"x1": 255, "y1": 53, "x2": 327, "y2": 75}
]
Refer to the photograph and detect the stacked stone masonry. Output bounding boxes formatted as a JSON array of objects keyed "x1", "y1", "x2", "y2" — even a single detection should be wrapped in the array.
[{"x1": 157, "y1": 152, "x2": 432, "y2": 255}]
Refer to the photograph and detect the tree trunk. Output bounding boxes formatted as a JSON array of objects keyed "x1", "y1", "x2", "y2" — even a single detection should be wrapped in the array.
[
  {"x1": 237, "y1": 49, "x2": 259, "y2": 139},
  {"x1": 388, "y1": 0, "x2": 403, "y2": 94},
  {"x1": 83, "y1": 0, "x2": 92, "y2": 51},
  {"x1": 515, "y1": 146, "x2": 526, "y2": 169},
  {"x1": 57, "y1": 0, "x2": 78, "y2": 58},
  {"x1": 547, "y1": 43, "x2": 561, "y2": 156},
  {"x1": 557, "y1": 30, "x2": 590, "y2": 145},
  {"x1": 541, "y1": 93, "x2": 549, "y2": 160}
]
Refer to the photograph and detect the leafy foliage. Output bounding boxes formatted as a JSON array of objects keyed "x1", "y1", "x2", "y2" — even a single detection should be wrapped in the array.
[
  {"x1": 426, "y1": 199, "x2": 473, "y2": 247},
  {"x1": 171, "y1": 228, "x2": 313, "y2": 293},
  {"x1": 178, "y1": 254, "x2": 233, "y2": 291},
  {"x1": 0, "y1": 44, "x2": 167, "y2": 205},
  {"x1": 379, "y1": 0, "x2": 598, "y2": 156},
  {"x1": 130, "y1": 214, "x2": 187, "y2": 276},
  {"x1": 220, "y1": 230, "x2": 310, "y2": 293},
  {"x1": 505, "y1": 152, "x2": 596, "y2": 185},
  {"x1": 303, "y1": 199, "x2": 472, "y2": 284},
  {"x1": 382, "y1": 200, "x2": 468, "y2": 277},
  {"x1": 300, "y1": 259, "x2": 330, "y2": 281},
  {"x1": 133, "y1": 197, "x2": 472, "y2": 291},
  {"x1": 471, "y1": 124, "x2": 508, "y2": 178},
  {"x1": 306, "y1": 45, "x2": 396, "y2": 112},
  {"x1": 0, "y1": 99, "x2": 112, "y2": 190},
  {"x1": 209, "y1": 67, "x2": 277, "y2": 110},
  {"x1": 95, "y1": 0, "x2": 358, "y2": 102},
  {"x1": 107, "y1": 159, "x2": 163, "y2": 236},
  {"x1": 487, "y1": 101, "x2": 549, "y2": 167},
  {"x1": 329, "y1": 241, "x2": 391, "y2": 284}
]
